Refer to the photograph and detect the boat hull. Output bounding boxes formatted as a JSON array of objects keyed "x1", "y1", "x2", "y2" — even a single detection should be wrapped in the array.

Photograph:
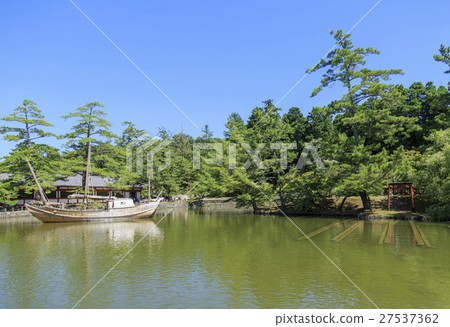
[{"x1": 25, "y1": 200, "x2": 161, "y2": 223}]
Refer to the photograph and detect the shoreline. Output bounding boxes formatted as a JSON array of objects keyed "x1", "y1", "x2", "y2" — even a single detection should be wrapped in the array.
[
  {"x1": 263, "y1": 210, "x2": 427, "y2": 221},
  {"x1": 0, "y1": 198, "x2": 431, "y2": 222}
]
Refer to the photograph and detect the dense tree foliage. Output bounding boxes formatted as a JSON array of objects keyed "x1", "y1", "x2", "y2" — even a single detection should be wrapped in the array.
[{"x1": 1, "y1": 32, "x2": 448, "y2": 219}]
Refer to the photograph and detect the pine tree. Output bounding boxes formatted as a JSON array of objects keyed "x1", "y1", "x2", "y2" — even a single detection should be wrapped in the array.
[
  {"x1": 61, "y1": 102, "x2": 116, "y2": 191},
  {"x1": 0, "y1": 100, "x2": 59, "y2": 205},
  {"x1": 307, "y1": 30, "x2": 415, "y2": 210},
  {"x1": 434, "y1": 44, "x2": 450, "y2": 74},
  {"x1": 226, "y1": 100, "x2": 293, "y2": 211}
]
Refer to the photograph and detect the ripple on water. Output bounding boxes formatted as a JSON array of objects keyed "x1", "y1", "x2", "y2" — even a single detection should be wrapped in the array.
[{"x1": 1, "y1": 214, "x2": 449, "y2": 308}]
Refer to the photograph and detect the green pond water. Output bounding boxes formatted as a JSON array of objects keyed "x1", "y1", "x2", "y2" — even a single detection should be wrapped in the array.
[{"x1": 0, "y1": 208, "x2": 449, "y2": 309}]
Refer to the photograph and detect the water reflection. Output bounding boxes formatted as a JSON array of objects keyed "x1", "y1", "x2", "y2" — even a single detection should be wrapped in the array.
[
  {"x1": 28, "y1": 219, "x2": 163, "y2": 245},
  {"x1": 1, "y1": 212, "x2": 449, "y2": 309}
]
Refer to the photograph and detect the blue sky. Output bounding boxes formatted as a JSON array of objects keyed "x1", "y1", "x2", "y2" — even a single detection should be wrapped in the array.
[{"x1": 0, "y1": 0, "x2": 449, "y2": 156}]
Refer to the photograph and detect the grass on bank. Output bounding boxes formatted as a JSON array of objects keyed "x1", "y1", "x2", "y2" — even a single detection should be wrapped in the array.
[{"x1": 277, "y1": 195, "x2": 437, "y2": 220}]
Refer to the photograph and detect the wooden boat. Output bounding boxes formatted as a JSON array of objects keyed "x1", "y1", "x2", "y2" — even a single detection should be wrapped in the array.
[
  {"x1": 25, "y1": 198, "x2": 161, "y2": 223},
  {"x1": 25, "y1": 141, "x2": 161, "y2": 223}
]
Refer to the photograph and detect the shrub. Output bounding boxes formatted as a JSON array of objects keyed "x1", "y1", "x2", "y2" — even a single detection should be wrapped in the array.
[{"x1": 426, "y1": 204, "x2": 450, "y2": 221}]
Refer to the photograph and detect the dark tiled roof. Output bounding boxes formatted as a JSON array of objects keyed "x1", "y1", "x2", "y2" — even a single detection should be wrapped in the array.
[
  {"x1": 0, "y1": 173, "x2": 115, "y2": 187},
  {"x1": 54, "y1": 175, "x2": 114, "y2": 187}
]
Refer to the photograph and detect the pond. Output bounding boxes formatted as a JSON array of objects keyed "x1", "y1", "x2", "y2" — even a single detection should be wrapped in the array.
[{"x1": 0, "y1": 208, "x2": 449, "y2": 308}]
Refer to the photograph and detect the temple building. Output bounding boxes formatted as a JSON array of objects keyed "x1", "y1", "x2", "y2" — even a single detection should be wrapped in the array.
[{"x1": 0, "y1": 174, "x2": 143, "y2": 207}]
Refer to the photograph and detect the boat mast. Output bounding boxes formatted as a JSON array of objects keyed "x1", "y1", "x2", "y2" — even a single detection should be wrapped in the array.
[
  {"x1": 148, "y1": 179, "x2": 151, "y2": 200},
  {"x1": 25, "y1": 157, "x2": 48, "y2": 205},
  {"x1": 84, "y1": 141, "x2": 92, "y2": 209}
]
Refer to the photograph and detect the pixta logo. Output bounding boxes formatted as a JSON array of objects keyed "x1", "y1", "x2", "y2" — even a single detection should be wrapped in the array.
[{"x1": 127, "y1": 139, "x2": 324, "y2": 175}]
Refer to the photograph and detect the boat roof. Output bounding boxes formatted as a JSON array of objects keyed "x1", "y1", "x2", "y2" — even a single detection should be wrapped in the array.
[
  {"x1": 1, "y1": 173, "x2": 123, "y2": 188},
  {"x1": 1, "y1": 173, "x2": 144, "y2": 189},
  {"x1": 55, "y1": 175, "x2": 114, "y2": 187},
  {"x1": 68, "y1": 194, "x2": 117, "y2": 200}
]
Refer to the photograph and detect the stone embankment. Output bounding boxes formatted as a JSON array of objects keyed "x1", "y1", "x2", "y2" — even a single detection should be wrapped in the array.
[{"x1": 0, "y1": 208, "x2": 32, "y2": 218}]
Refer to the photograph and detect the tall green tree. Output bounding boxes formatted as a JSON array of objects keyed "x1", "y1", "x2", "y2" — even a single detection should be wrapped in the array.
[
  {"x1": 115, "y1": 121, "x2": 151, "y2": 195},
  {"x1": 278, "y1": 107, "x2": 334, "y2": 212},
  {"x1": 306, "y1": 30, "x2": 415, "y2": 210},
  {"x1": 200, "y1": 124, "x2": 213, "y2": 140},
  {"x1": 0, "y1": 100, "x2": 59, "y2": 204},
  {"x1": 118, "y1": 121, "x2": 147, "y2": 147},
  {"x1": 193, "y1": 134, "x2": 228, "y2": 199},
  {"x1": 1, "y1": 100, "x2": 54, "y2": 146},
  {"x1": 140, "y1": 128, "x2": 196, "y2": 198},
  {"x1": 282, "y1": 107, "x2": 308, "y2": 155},
  {"x1": 61, "y1": 102, "x2": 116, "y2": 191},
  {"x1": 224, "y1": 113, "x2": 245, "y2": 139},
  {"x1": 225, "y1": 100, "x2": 293, "y2": 211}
]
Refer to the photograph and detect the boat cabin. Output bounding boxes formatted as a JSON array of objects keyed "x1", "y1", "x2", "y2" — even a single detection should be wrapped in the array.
[
  {"x1": 107, "y1": 198, "x2": 135, "y2": 209},
  {"x1": 0, "y1": 174, "x2": 143, "y2": 208}
]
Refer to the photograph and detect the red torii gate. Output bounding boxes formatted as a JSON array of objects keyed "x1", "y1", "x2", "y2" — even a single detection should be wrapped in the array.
[{"x1": 387, "y1": 182, "x2": 415, "y2": 211}]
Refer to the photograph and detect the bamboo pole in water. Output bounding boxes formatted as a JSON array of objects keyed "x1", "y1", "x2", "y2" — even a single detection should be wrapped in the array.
[
  {"x1": 409, "y1": 221, "x2": 425, "y2": 246},
  {"x1": 332, "y1": 221, "x2": 363, "y2": 242},
  {"x1": 409, "y1": 221, "x2": 430, "y2": 247},
  {"x1": 415, "y1": 224, "x2": 431, "y2": 247},
  {"x1": 385, "y1": 220, "x2": 393, "y2": 244},
  {"x1": 298, "y1": 220, "x2": 351, "y2": 240},
  {"x1": 379, "y1": 223, "x2": 389, "y2": 245},
  {"x1": 384, "y1": 220, "x2": 398, "y2": 244}
]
